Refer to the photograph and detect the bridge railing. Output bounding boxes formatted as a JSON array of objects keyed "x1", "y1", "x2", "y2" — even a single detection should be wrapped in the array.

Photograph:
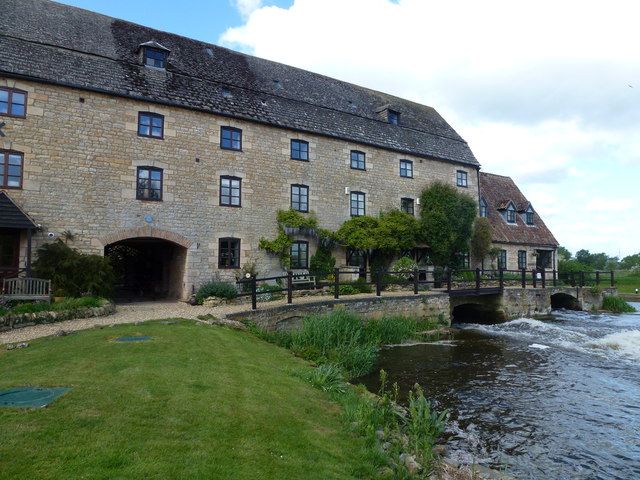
[{"x1": 234, "y1": 268, "x2": 615, "y2": 310}]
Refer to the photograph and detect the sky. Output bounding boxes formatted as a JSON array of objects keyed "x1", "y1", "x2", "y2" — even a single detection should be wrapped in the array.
[{"x1": 56, "y1": 0, "x2": 640, "y2": 259}]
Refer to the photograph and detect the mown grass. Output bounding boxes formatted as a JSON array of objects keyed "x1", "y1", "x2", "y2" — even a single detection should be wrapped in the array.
[{"x1": 0, "y1": 320, "x2": 376, "y2": 480}]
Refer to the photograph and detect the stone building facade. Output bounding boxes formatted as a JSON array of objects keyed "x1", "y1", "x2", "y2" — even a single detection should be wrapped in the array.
[
  {"x1": 479, "y1": 172, "x2": 559, "y2": 272},
  {"x1": 1, "y1": 0, "x2": 484, "y2": 299}
]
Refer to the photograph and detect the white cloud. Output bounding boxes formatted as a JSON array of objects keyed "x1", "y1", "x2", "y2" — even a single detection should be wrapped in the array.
[
  {"x1": 219, "y1": 0, "x2": 640, "y2": 257},
  {"x1": 231, "y1": 0, "x2": 263, "y2": 19}
]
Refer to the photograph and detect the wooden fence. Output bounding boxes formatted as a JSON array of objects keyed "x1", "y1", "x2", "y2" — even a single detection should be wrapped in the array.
[{"x1": 236, "y1": 268, "x2": 615, "y2": 310}]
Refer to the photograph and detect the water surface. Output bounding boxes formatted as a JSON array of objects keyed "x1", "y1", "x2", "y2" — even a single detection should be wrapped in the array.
[{"x1": 359, "y1": 303, "x2": 640, "y2": 480}]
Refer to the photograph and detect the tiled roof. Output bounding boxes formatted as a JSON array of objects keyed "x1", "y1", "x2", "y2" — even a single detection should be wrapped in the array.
[
  {"x1": 0, "y1": 192, "x2": 37, "y2": 229},
  {"x1": 479, "y1": 172, "x2": 558, "y2": 247},
  {"x1": 0, "y1": 0, "x2": 479, "y2": 167}
]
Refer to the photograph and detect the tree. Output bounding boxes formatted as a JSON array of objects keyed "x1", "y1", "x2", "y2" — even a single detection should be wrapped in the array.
[
  {"x1": 333, "y1": 216, "x2": 380, "y2": 269},
  {"x1": 470, "y1": 217, "x2": 492, "y2": 267},
  {"x1": 557, "y1": 246, "x2": 572, "y2": 261},
  {"x1": 419, "y1": 181, "x2": 477, "y2": 267},
  {"x1": 375, "y1": 209, "x2": 421, "y2": 254},
  {"x1": 620, "y1": 253, "x2": 640, "y2": 270}
]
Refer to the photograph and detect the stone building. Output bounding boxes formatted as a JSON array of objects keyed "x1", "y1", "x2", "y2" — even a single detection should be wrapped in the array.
[
  {"x1": 1, "y1": 0, "x2": 482, "y2": 299},
  {"x1": 479, "y1": 172, "x2": 558, "y2": 271}
]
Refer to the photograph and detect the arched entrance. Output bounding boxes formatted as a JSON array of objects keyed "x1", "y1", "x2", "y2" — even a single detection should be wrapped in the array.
[{"x1": 101, "y1": 228, "x2": 191, "y2": 301}]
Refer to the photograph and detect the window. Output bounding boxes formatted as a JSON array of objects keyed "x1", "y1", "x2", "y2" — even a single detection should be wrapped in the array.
[
  {"x1": 0, "y1": 88, "x2": 26, "y2": 117},
  {"x1": 136, "y1": 167, "x2": 163, "y2": 200},
  {"x1": 459, "y1": 252, "x2": 470, "y2": 269},
  {"x1": 291, "y1": 184, "x2": 309, "y2": 212},
  {"x1": 506, "y1": 204, "x2": 516, "y2": 223},
  {"x1": 350, "y1": 150, "x2": 365, "y2": 170},
  {"x1": 143, "y1": 47, "x2": 167, "y2": 68},
  {"x1": 221, "y1": 127, "x2": 242, "y2": 151},
  {"x1": 457, "y1": 170, "x2": 468, "y2": 187},
  {"x1": 498, "y1": 249, "x2": 507, "y2": 269},
  {"x1": 400, "y1": 159, "x2": 413, "y2": 178},
  {"x1": 388, "y1": 110, "x2": 399, "y2": 125},
  {"x1": 401, "y1": 198, "x2": 414, "y2": 215},
  {"x1": 220, "y1": 176, "x2": 241, "y2": 207},
  {"x1": 218, "y1": 238, "x2": 240, "y2": 269},
  {"x1": 525, "y1": 206, "x2": 535, "y2": 226},
  {"x1": 290, "y1": 241, "x2": 309, "y2": 269},
  {"x1": 518, "y1": 250, "x2": 527, "y2": 269},
  {"x1": 0, "y1": 150, "x2": 23, "y2": 188},
  {"x1": 480, "y1": 197, "x2": 488, "y2": 217},
  {"x1": 350, "y1": 191, "x2": 365, "y2": 217},
  {"x1": 138, "y1": 112, "x2": 164, "y2": 138},
  {"x1": 291, "y1": 140, "x2": 309, "y2": 161}
]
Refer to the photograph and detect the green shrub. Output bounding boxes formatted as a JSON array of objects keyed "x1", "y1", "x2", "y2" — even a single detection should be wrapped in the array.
[
  {"x1": 338, "y1": 284, "x2": 359, "y2": 295},
  {"x1": 33, "y1": 240, "x2": 115, "y2": 298},
  {"x1": 353, "y1": 278, "x2": 372, "y2": 294},
  {"x1": 602, "y1": 295, "x2": 637, "y2": 313},
  {"x1": 389, "y1": 256, "x2": 418, "y2": 280},
  {"x1": 309, "y1": 243, "x2": 336, "y2": 279},
  {"x1": 1, "y1": 296, "x2": 105, "y2": 317},
  {"x1": 195, "y1": 281, "x2": 238, "y2": 304}
]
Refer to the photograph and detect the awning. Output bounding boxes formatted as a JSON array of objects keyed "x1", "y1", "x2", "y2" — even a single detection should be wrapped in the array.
[{"x1": 0, "y1": 191, "x2": 37, "y2": 229}]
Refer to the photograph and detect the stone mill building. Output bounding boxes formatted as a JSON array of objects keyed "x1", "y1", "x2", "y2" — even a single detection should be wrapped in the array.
[{"x1": 0, "y1": 0, "x2": 555, "y2": 299}]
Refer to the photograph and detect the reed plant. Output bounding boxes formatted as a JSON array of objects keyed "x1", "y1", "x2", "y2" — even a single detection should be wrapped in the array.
[{"x1": 602, "y1": 295, "x2": 637, "y2": 313}]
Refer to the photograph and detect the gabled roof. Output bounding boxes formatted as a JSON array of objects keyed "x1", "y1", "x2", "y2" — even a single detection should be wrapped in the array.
[
  {"x1": 0, "y1": 191, "x2": 37, "y2": 229},
  {"x1": 479, "y1": 172, "x2": 558, "y2": 247},
  {"x1": 0, "y1": 0, "x2": 479, "y2": 168}
]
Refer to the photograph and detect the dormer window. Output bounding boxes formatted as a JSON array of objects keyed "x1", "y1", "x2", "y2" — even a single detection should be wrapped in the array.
[
  {"x1": 139, "y1": 41, "x2": 170, "y2": 69},
  {"x1": 506, "y1": 204, "x2": 516, "y2": 223},
  {"x1": 525, "y1": 206, "x2": 534, "y2": 225},
  {"x1": 388, "y1": 110, "x2": 400, "y2": 125},
  {"x1": 144, "y1": 48, "x2": 166, "y2": 68}
]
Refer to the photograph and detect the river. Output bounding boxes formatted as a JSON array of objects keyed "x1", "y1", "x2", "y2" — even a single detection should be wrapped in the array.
[{"x1": 359, "y1": 302, "x2": 640, "y2": 480}]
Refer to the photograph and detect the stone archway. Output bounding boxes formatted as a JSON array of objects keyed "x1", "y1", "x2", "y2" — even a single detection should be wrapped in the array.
[{"x1": 100, "y1": 228, "x2": 192, "y2": 300}]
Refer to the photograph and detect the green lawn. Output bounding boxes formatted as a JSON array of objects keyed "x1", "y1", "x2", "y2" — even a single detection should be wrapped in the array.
[
  {"x1": 0, "y1": 320, "x2": 375, "y2": 480},
  {"x1": 615, "y1": 270, "x2": 640, "y2": 293}
]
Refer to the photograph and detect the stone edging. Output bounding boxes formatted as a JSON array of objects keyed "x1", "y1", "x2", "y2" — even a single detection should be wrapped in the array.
[{"x1": 0, "y1": 302, "x2": 116, "y2": 331}]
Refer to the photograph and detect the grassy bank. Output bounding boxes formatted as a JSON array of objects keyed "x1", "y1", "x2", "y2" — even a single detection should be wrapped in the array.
[
  {"x1": 0, "y1": 320, "x2": 376, "y2": 479},
  {"x1": 614, "y1": 270, "x2": 640, "y2": 294}
]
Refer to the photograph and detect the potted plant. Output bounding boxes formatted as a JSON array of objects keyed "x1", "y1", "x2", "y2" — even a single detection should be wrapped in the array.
[{"x1": 53, "y1": 288, "x2": 68, "y2": 302}]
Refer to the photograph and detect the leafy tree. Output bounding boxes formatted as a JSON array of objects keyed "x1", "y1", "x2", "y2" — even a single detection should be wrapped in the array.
[
  {"x1": 575, "y1": 249, "x2": 612, "y2": 270},
  {"x1": 620, "y1": 252, "x2": 640, "y2": 270},
  {"x1": 419, "y1": 181, "x2": 477, "y2": 267},
  {"x1": 558, "y1": 259, "x2": 593, "y2": 272},
  {"x1": 333, "y1": 216, "x2": 380, "y2": 268},
  {"x1": 376, "y1": 209, "x2": 421, "y2": 254},
  {"x1": 470, "y1": 217, "x2": 492, "y2": 267},
  {"x1": 557, "y1": 246, "x2": 572, "y2": 261},
  {"x1": 33, "y1": 240, "x2": 115, "y2": 297}
]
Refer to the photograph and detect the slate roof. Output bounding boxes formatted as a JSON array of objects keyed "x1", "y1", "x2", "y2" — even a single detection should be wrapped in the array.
[
  {"x1": 479, "y1": 173, "x2": 558, "y2": 247},
  {"x1": 0, "y1": 0, "x2": 479, "y2": 167},
  {"x1": 0, "y1": 192, "x2": 37, "y2": 229}
]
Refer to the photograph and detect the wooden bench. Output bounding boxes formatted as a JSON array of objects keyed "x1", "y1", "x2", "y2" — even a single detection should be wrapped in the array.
[
  {"x1": 290, "y1": 270, "x2": 316, "y2": 287},
  {"x1": 2, "y1": 277, "x2": 52, "y2": 302}
]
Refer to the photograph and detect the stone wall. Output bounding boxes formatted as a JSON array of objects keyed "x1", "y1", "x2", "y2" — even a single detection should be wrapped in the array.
[
  {"x1": 1, "y1": 77, "x2": 478, "y2": 298},
  {"x1": 225, "y1": 293, "x2": 451, "y2": 331}
]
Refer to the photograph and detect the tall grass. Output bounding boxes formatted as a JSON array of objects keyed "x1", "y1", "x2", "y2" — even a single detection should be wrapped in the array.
[
  {"x1": 602, "y1": 295, "x2": 637, "y2": 313},
  {"x1": 250, "y1": 311, "x2": 422, "y2": 379}
]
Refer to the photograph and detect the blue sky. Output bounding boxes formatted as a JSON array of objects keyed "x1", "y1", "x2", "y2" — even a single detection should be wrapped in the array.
[{"x1": 55, "y1": 0, "x2": 640, "y2": 259}]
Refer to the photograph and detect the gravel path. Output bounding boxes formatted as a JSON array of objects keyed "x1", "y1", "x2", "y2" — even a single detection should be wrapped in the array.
[{"x1": 0, "y1": 291, "x2": 424, "y2": 345}]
